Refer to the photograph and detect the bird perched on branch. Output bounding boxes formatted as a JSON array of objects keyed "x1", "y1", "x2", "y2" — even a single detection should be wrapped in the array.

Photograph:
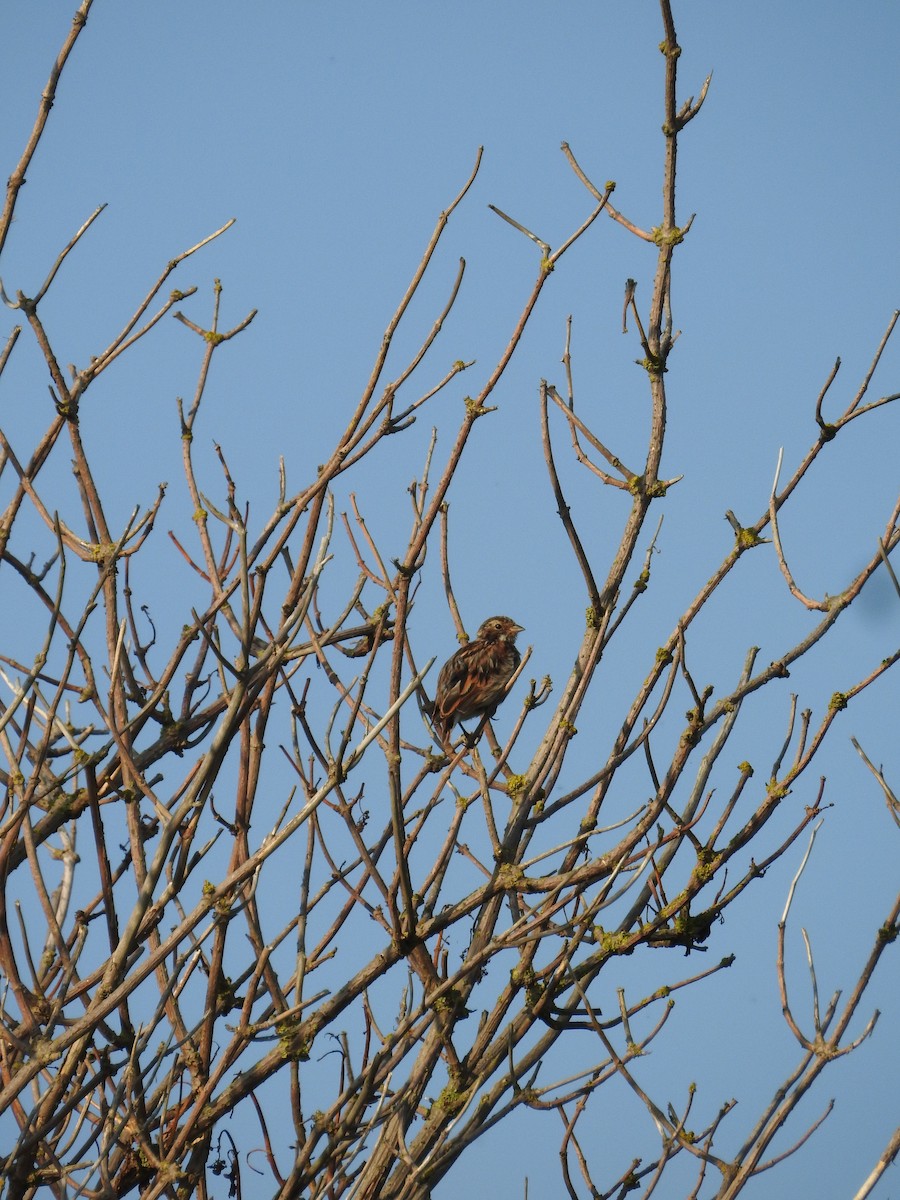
[{"x1": 433, "y1": 615, "x2": 523, "y2": 743}]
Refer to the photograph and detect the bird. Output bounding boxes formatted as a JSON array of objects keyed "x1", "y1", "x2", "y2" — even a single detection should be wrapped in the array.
[{"x1": 432, "y1": 615, "x2": 524, "y2": 743}]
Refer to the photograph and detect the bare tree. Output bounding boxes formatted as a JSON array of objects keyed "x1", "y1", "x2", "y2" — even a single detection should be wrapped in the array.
[{"x1": 1, "y1": 3, "x2": 898, "y2": 1198}]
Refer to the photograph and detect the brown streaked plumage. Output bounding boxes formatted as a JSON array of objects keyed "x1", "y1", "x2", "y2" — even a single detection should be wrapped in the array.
[{"x1": 433, "y1": 616, "x2": 523, "y2": 742}]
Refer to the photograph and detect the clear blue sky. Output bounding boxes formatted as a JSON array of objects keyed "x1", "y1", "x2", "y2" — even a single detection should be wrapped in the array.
[{"x1": 2, "y1": 3, "x2": 899, "y2": 1197}]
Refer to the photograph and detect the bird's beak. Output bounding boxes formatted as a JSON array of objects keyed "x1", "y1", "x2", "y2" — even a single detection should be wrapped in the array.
[{"x1": 513, "y1": 623, "x2": 525, "y2": 633}]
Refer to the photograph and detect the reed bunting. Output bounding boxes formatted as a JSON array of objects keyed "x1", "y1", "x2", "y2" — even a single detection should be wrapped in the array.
[{"x1": 433, "y1": 616, "x2": 523, "y2": 742}]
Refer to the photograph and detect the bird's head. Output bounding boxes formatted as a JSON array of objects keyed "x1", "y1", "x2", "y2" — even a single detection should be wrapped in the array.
[{"x1": 476, "y1": 616, "x2": 524, "y2": 642}]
